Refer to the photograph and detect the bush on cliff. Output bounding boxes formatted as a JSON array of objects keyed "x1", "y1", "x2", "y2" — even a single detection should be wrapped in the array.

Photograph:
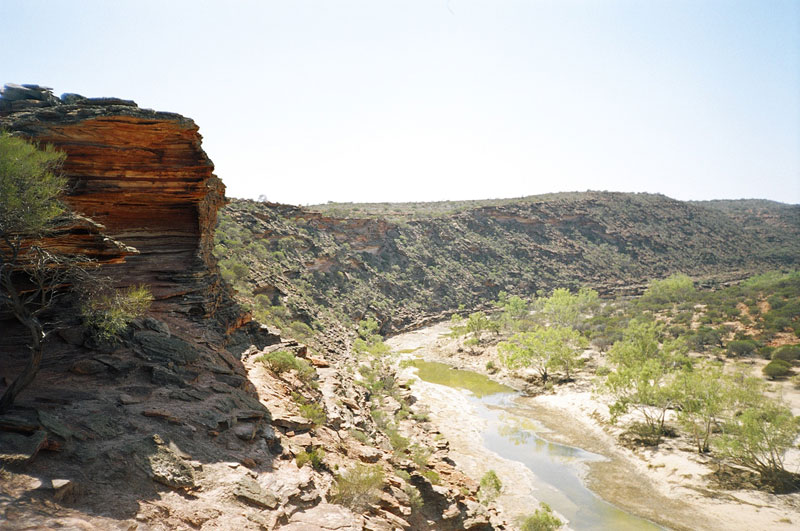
[
  {"x1": 0, "y1": 132, "x2": 152, "y2": 412},
  {"x1": 331, "y1": 463, "x2": 384, "y2": 510}
]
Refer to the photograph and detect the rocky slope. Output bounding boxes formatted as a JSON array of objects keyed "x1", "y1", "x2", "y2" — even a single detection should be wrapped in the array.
[
  {"x1": 0, "y1": 85, "x2": 495, "y2": 530},
  {"x1": 218, "y1": 194, "x2": 800, "y2": 335}
]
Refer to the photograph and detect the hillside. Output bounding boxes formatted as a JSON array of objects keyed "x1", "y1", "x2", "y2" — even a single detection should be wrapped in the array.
[
  {"x1": 0, "y1": 85, "x2": 496, "y2": 530},
  {"x1": 217, "y1": 193, "x2": 800, "y2": 337}
]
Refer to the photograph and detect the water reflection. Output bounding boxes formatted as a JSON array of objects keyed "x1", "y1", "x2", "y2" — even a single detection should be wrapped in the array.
[{"x1": 410, "y1": 359, "x2": 661, "y2": 531}]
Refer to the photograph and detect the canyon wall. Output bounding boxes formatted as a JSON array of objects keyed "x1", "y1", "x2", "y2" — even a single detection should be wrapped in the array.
[
  {"x1": 219, "y1": 193, "x2": 800, "y2": 335},
  {"x1": 0, "y1": 84, "x2": 226, "y2": 319}
]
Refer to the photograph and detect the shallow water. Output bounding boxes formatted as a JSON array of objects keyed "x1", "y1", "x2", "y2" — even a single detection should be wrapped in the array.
[{"x1": 409, "y1": 359, "x2": 661, "y2": 530}]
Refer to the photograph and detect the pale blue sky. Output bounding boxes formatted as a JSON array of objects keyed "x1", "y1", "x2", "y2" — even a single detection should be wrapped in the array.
[{"x1": 2, "y1": 0, "x2": 798, "y2": 204}]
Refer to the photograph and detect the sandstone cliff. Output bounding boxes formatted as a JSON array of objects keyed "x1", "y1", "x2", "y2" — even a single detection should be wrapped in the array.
[
  {"x1": 0, "y1": 84, "x2": 497, "y2": 531},
  {"x1": 0, "y1": 83, "x2": 226, "y2": 319}
]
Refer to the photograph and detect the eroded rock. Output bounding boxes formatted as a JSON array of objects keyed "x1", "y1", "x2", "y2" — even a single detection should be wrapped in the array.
[
  {"x1": 139, "y1": 435, "x2": 196, "y2": 489},
  {"x1": 234, "y1": 476, "x2": 279, "y2": 509}
]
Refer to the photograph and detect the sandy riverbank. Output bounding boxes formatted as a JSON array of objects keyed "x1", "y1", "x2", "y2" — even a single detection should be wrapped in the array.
[{"x1": 388, "y1": 321, "x2": 800, "y2": 531}]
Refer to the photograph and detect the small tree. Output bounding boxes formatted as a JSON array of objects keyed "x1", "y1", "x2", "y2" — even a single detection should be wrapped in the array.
[
  {"x1": 479, "y1": 470, "x2": 502, "y2": 503},
  {"x1": 603, "y1": 320, "x2": 687, "y2": 444},
  {"x1": 639, "y1": 273, "x2": 695, "y2": 307},
  {"x1": 538, "y1": 287, "x2": 599, "y2": 329},
  {"x1": 715, "y1": 401, "x2": 800, "y2": 491},
  {"x1": 0, "y1": 132, "x2": 68, "y2": 412},
  {"x1": 496, "y1": 291, "x2": 530, "y2": 330},
  {"x1": 499, "y1": 325, "x2": 586, "y2": 383},
  {"x1": 674, "y1": 363, "x2": 728, "y2": 453},
  {"x1": 466, "y1": 311, "x2": 490, "y2": 345}
]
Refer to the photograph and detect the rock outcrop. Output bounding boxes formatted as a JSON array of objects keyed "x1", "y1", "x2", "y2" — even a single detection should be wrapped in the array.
[
  {"x1": 0, "y1": 83, "x2": 226, "y2": 319},
  {"x1": 1, "y1": 84, "x2": 501, "y2": 530}
]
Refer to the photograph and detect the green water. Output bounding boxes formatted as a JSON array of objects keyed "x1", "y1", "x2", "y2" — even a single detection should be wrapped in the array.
[
  {"x1": 404, "y1": 359, "x2": 515, "y2": 398},
  {"x1": 409, "y1": 359, "x2": 662, "y2": 531}
]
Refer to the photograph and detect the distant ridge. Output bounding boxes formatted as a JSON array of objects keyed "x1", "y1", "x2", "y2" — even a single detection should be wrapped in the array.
[{"x1": 218, "y1": 192, "x2": 800, "y2": 333}]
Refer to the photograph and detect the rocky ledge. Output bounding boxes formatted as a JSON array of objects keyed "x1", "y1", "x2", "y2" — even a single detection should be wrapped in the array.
[{"x1": 0, "y1": 83, "x2": 226, "y2": 320}]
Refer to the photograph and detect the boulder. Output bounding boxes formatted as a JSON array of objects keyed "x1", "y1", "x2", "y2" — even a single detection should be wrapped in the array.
[
  {"x1": 234, "y1": 476, "x2": 278, "y2": 509},
  {"x1": 0, "y1": 429, "x2": 48, "y2": 465},
  {"x1": 140, "y1": 434, "x2": 196, "y2": 489},
  {"x1": 51, "y1": 478, "x2": 77, "y2": 502}
]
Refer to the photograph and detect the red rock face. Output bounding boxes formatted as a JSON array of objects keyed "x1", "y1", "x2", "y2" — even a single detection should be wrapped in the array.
[{"x1": 1, "y1": 92, "x2": 226, "y2": 317}]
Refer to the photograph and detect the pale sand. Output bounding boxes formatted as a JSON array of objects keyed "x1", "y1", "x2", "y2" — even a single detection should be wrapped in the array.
[{"x1": 388, "y1": 321, "x2": 800, "y2": 531}]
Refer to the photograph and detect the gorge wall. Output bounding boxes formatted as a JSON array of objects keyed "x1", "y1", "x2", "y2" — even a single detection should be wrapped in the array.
[
  {"x1": 1, "y1": 85, "x2": 498, "y2": 531},
  {"x1": 0, "y1": 84, "x2": 226, "y2": 319},
  {"x1": 218, "y1": 193, "x2": 800, "y2": 335}
]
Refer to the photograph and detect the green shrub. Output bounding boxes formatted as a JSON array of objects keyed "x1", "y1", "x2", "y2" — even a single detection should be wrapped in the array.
[
  {"x1": 521, "y1": 503, "x2": 563, "y2": 531},
  {"x1": 291, "y1": 392, "x2": 326, "y2": 426},
  {"x1": 479, "y1": 470, "x2": 502, "y2": 503},
  {"x1": 386, "y1": 425, "x2": 410, "y2": 452},
  {"x1": 485, "y1": 360, "x2": 497, "y2": 373},
  {"x1": 410, "y1": 445, "x2": 431, "y2": 468},
  {"x1": 687, "y1": 327, "x2": 722, "y2": 352},
  {"x1": 727, "y1": 340, "x2": 757, "y2": 358},
  {"x1": 82, "y1": 284, "x2": 153, "y2": 341},
  {"x1": 288, "y1": 320, "x2": 314, "y2": 341},
  {"x1": 772, "y1": 345, "x2": 800, "y2": 363},
  {"x1": 349, "y1": 429, "x2": 369, "y2": 444},
  {"x1": 299, "y1": 402, "x2": 326, "y2": 426},
  {"x1": 758, "y1": 345, "x2": 775, "y2": 359},
  {"x1": 421, "y1": 468, "x2": 440, "y2": 485},
  {"x1": 296, "y1": 448, "x2": 325, "y2": 470},
  {"x1": 259, "y1": 350, "x2": 315, "y2": 382},
  {"x1": 331, "y1": 463, "x2": 384, "y2": 510},
  {"x1": 763, "y1": 359, "x2": 792, "y2": 380},
  {"x1": 404, "y1": 483, "x2": 424, "y2": 511}
]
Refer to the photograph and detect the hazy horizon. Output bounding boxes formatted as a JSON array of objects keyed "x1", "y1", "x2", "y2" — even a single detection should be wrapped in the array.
[
  {"x1": 236, "y1": 190, "x2": 799, "y2": 208},
  {"x1": 3, "y1": 0, "x2": 799, "y2": 205}
]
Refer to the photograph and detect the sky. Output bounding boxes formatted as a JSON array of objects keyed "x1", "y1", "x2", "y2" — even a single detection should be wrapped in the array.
[{"x1": 2, "y1": 0, "x2": 799, "y2": 205}]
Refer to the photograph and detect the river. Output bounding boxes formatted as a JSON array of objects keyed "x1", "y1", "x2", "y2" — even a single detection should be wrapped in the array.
[{"x1": 388, "y1": 324, "x2": 663, "y2": 530}]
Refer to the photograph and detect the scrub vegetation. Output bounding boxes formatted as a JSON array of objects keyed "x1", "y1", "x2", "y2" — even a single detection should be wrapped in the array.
[{"x1": 445, "y1": 272, "x2": 800, "y2": 492}]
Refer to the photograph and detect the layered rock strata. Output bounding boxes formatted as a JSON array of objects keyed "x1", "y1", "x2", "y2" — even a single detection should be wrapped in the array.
[{"x1": 0, "y1": 84, "x2": 226, "y2": 318}]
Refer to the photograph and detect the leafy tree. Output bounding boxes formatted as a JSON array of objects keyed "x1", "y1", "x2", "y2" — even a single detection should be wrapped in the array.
[
  {"x1": 538, "y1": 287, "x2": 599, "y2": 329},
  {"x1": 0, "y1": 133, "x2": 70, "y2": 412},
  {"x1": 715, "y1": 401, "x2": 800, "y2": 491},
  {"x1": 499, "y1": 325, "x2": 586, "y2": 383},
  {"x1": 639, "y1": 273, "x2": 695, "y2": 306},
  {"x1": 603, "y1": 320, "x2": 687, "y2": 444},
  {"x1": 674, "y1": 363, "x2": 728, "y2": 453},
  {"x1": 479, "y1": 469, "x2": 502, "y2": 503},
  {"x1": 466, "y1": 311, "x2": 490, "y2": 344},
  {"x1": 496, "y1": 291, "x2": 530, "y2": 330}
]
